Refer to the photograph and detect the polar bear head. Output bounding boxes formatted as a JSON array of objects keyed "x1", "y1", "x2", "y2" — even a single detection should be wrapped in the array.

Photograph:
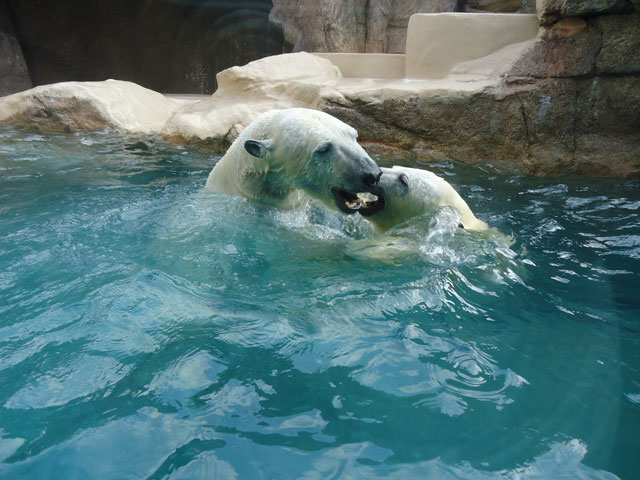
[
  {"x1": 358, "y1": 166, "x2": 488, "y2": 233},
  {"x1": 357, "y1": 166, "x2": 435, "y2": 232},
  {"x1": 206, "y1": 109, "x2": 385, "y2": 213}
]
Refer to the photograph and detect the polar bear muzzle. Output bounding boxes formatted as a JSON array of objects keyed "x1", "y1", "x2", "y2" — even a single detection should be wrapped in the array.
[{"x1": 331, "y1": 186, "x2": 386, "y2": 215}]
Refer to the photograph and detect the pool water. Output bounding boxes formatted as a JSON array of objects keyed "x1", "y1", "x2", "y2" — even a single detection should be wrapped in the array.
[{"x1": 0, "y1": 128, "x2": 638, "y2": 479}]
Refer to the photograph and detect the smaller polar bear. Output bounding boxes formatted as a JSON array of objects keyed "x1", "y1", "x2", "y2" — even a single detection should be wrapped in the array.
[
  {"x1": 205, "y1": 108, "x2": 383, "y2": 213},
  {"x1": 356, "y1": 166, "x2": 488, "y2": 233}
]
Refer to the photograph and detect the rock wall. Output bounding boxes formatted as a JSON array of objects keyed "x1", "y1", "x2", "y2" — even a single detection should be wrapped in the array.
[
  {"x1": 270, "y1": 0, "x2": 458, "y2": 54},
  {"x1": 4, "y1": 0, "x2": 288, "y2": 94},
  {"x1": 0, "y1": 0, "x2": 31, "y2": 96},
  {"x1": 499, "y1": 3, "x2": 640, "y2": 175}
]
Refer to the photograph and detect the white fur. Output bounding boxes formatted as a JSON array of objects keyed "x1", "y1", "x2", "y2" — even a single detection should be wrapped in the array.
[
  {"x1": 205, "y1": 108, "x2": 380, "y2": 211},
  {"x1": 365, "y1": 166, "x2": 488, "y2": 233}
]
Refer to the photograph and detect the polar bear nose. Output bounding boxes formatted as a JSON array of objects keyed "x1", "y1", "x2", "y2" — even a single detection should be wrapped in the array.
[{"x1": 363, "y1": 170, "x2": 382, "y2": 187}]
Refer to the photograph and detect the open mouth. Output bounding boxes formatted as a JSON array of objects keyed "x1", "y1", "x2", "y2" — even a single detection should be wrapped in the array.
[{"x1": 331, "y1": 187, "x2": 386, "y2": 216}]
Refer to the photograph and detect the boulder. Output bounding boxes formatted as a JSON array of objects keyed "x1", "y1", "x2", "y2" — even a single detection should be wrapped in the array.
[
  {"x1": 0, "y1": 79, "x2": 186, "y2": 133},
  {"x1": 498, "y1": 6, "x2": 640, "y2": 176},
  {"x1": 576, "y1": 76, "x2": 640, "y2": 136},
  {"x1": 323, "y1": 75, "x2": 640, "y2": 177},
  {"x1": 162, "y1": 53, "x2": 343, "y2": 146}
]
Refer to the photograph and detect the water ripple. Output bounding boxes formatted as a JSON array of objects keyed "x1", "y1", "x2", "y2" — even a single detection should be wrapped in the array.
[{"x1": 5, "y1": 355, "x2": 130, "y2": 410}]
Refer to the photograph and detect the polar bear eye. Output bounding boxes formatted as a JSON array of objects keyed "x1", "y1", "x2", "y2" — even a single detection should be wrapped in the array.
[
  {"x1": 399, "y1": 174, "x2": 409, "y2": 187},
  {"x1": 315, "y1": 141, "x2": 333, "y2": 154}
]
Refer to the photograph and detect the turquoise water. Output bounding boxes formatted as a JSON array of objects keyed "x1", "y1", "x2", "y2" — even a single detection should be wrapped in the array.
[{"x1": 0, "y1": 127, "x2": 639, "y2": 479}]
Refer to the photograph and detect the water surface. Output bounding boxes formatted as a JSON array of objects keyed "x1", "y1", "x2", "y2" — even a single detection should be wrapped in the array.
[{"x1": 0, "y1": 128, "x2": 638, "y2": 479}]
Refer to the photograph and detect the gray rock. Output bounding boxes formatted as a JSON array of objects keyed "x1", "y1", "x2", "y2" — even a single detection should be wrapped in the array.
[
  {"x1": 321, "y1": 74, "x2": 640, "y2": 177},
  {"x1": 576, "y1": 76, "x2": 640, "y2": 136},
  {"x1": 537, "y1": 0, "x2": 634, "y2": 25},
  {"x1": 0, "y1": 0, "x2": 31, "y2": 96},
  {"x1": 593, "y1": 12, "x2": 640, "y2": 74},
  {"x1": 0, "y1": 29, "x2": 31, "y2": 96},
  {"x1": 464, "y1": 0, "x2": 536, "y2": 13},
  {"x1": 509, "y1": 18, "x2": 602, "y2": 78},
  {"x1": 574, "y1": 134, "x2": 640, "y2": 177},
  {"x1": 501, "y1": 9, "x2": 640, "y2": 175},
  {"x1": 269, "y1": 0, "x2": 367, "y2": 52}
]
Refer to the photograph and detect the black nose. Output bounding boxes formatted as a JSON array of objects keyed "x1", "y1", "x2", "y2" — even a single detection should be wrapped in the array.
[{"x1": 363, "y1": 170, "x2": 382, "y2": 186}]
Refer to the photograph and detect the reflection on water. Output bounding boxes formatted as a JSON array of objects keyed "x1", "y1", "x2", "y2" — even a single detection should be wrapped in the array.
[{"x1": 0, "y1": 127, "x2": 638, "y2": 479}]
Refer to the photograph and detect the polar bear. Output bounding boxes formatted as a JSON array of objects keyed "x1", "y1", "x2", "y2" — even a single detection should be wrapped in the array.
[
  {"x1": 355, "y1": 166, "x2": 488, "y2": 233},
  {"x1": 205, "y1": 108, "x2": 384, "y2": 213}
]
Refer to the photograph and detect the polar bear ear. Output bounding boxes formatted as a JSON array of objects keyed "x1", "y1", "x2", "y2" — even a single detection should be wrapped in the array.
[
  {"x1": 314, "y1": 141, "x2": 333, "y2": 155},
  {"x1": 244, "y1": 139, "x2": 274, "y2": 158}
]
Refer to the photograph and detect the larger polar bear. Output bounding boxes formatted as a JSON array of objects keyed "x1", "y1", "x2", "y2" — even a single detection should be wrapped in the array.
[
  {"x1": 205, "y1": 108, "x2": 384, "y2": 213},
  {"x1": 356, "y1": 166, "x2": 488, "y2": 233}
]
